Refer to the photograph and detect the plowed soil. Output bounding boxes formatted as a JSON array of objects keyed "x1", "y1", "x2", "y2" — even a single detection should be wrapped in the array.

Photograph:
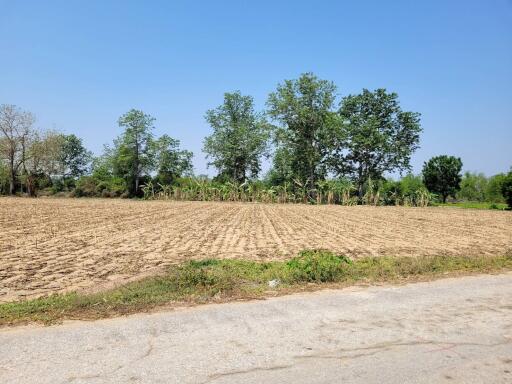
[{"x1": 1, "y1": 198, "x2": 511, "y2": 302}]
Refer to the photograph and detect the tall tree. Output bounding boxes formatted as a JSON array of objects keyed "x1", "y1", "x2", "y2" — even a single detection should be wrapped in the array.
[
  {"x1": 333, "y1": 89, "x2": 422, "y2": 197},
  {"x1": 58, "y1": 134, "x2": 92, "y2": 178},
  {"x1": 204, "y1": 91, "x2": 270, "y2": 183},
  {"x1": 22, "y1": 130, "x2": 63, "y2": 196},
  {"x1": 422, "y1": 155, "x2": 463, "y2": 203},
  {"x1": 0, "y1": 104, "x2": 35, "y2": 194},
  {"x1": 117, "y1": 109, "x2": 155, "y2": 194},
  {"x1": 153, "y1": 134, "x2": 193, "y2": 185},
  {"x1": 267, "y1": 73, "x2": 339, "y2": 192}
]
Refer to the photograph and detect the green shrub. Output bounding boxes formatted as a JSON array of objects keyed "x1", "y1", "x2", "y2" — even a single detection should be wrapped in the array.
[
  {"x1": 286, "y1": 250, "x2": 351, "y2": 282},
  {"x1": 73, "y1": 175, "x2": 127, "y2": 197}
]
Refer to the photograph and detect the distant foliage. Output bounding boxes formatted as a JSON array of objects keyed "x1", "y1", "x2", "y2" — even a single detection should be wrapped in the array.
[
  {"x1": 457, "y1": 172, "x2": 487, "y2": 202},
  {"x1": 501, "y1": 171, "x2": 512, "y2": 209},
  {"x1": 486, "y1": 173, "x2": 507, "y2": 203},
  {"x1": 1, "y1": 74, "x2": 508, "y2": 205}
]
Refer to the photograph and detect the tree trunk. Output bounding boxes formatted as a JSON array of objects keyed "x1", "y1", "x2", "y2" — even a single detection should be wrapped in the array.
[
  {"x1": 9, "y1": 167, "x2": 16, "y2": 195},
  {"x1": 26, "y1": 174, "x2": 34, "y2": 197},
  {"x1": 357, "y1": 165, "x2": 364, "y2": 203},
  {"x1": 9, "y1": 178, "x2": 15, "y2": 195}
]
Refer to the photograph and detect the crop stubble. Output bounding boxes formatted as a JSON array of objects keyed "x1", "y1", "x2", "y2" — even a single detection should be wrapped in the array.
[{"x1": 1, "y1": 197, "x2": 511, "y2": 302}]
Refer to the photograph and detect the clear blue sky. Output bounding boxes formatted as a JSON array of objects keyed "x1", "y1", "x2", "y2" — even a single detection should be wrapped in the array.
[{"x1": 1, "y1": 0, "x2": 511, "y2": 177}]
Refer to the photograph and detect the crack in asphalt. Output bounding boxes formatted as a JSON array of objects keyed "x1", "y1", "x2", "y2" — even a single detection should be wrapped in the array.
[
  {"x1": 293, "y1": 339, "x2": 512, "y2": 361},
  {"x1": 202, "y1": 364, "x2": 294, "y2": 384}
]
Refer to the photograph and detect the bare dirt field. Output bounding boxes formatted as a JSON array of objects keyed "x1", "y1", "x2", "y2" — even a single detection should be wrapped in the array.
[{"x1": 1, "y1": 197, "x2": 511, "y2": 302}]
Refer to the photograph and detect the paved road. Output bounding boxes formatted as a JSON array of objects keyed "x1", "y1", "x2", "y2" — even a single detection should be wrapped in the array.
[{"x1": 1, "y1": 274, "x2": 511, "y2": 384}]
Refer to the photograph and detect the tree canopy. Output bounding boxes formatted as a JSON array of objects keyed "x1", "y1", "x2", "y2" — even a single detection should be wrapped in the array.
[
  {"x1": 116, "y1": 109, "x2": 155, "y2": 195},
  {"x1": 58, "y1": 134, "x2": 92, "y2": 178},
  {"x1": 267, "y1": 73, "x2": 339, "y2": 191},
  {"x1": 333, "y1": 89, "x2": 422, "y2": 197},
  {"x1": 153, "y1": 134, "x2": 193, "y2": 185},
  {"x1": 422, "y1": 155, "x2": 463, "y2": 203},
  {"x1": 203, "y1": 91, "x2": 270, "y2": 183}
]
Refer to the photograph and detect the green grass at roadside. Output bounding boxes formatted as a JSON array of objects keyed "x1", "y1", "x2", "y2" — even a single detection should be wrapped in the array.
[
  {"x1": 432, "y1": 201, "x2": 508, "y2": 210},
  {"x1": 1, "y1": 251, "x2": 511, "y2": 326}
]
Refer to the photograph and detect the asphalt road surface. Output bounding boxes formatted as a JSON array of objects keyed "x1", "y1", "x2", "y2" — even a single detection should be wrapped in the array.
[{"x1": 1, "y1": 273, "x2": 511, "y2": 383}]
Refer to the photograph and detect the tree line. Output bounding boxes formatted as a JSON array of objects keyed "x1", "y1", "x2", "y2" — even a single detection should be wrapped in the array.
[{"x1": 1, "y1": 73, "x2": 511, "y2": 207}]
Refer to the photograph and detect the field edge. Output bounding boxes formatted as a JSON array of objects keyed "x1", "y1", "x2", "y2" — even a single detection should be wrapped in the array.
[{"x1": 1, "y1": 251, "x2": 511, "y2": 328}]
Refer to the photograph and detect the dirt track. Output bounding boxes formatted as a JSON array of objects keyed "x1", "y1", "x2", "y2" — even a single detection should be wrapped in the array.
[{"x1": 1, "y1": 198, "x2": 511, "y2": 302}]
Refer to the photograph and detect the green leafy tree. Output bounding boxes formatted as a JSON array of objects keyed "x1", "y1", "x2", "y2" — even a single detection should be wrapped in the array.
[
  {"x1": 457, "y1": 172, "x2": 488, "y2": 202},
  {"x1": 58, "y1": 134, "x2": 92, "y2": 178},
  {"x1": 116, "y1": 109, "x2": 155, "y2": 195},
  {"x1": 422, "y1": 155, "x2": 463, "y2": 203},
  {"x1": 153, "y1": 134, "x2": 193, "y2": 185},
  {"x1": 334, "y1": 89, "x2": 422, "y2": 198},
  {"x1": 501, "y1": 170, "x2": 512, "y2": 209},
  {"x1": 485, "y1": 173, "x2": 506, "y2": 203},
  {"x1": 204, "y1": 91, "x2": 270, "y2": 183},
  {"x1": 267, "y1": 73, "x2": 339, "y2": 191}
]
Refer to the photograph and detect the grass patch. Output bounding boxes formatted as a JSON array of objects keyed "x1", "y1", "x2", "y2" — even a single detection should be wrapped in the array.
[
  {"x1": 1, "y1": 250, "x2": 511, "y2": 327},
  {"x1": 433, "y1": 201, "x2": 508, "y2": 210}
]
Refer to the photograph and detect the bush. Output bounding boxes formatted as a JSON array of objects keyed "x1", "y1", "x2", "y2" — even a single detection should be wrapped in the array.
[
  {"x1": 286, "y1": 250, "x2": 351, "y2": 282},
  {"x1": 73, "y1": 176, "x2": 98, "y2": 197},
  {"x1": 73, "y1": 175, "x2": 127, "y2": 197}
]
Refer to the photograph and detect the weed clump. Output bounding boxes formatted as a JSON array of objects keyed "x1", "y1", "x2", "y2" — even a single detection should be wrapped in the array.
[{"x1": 286, "y1": 250, "x2": 351, "y2": 282}]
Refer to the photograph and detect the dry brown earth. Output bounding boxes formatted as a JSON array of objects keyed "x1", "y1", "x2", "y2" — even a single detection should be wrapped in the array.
[{"x1": 1, "y1": 197, "x2": 511, "y2": 302}]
